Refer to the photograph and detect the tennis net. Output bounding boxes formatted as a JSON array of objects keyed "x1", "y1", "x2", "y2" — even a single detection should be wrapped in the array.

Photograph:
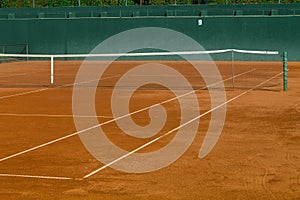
[
  {"x1": 0, "y1": 49, "x2": 283, "y2": 90},
  {"x1": 0, "y1": 44, "x2": 28, "y2": 63}
]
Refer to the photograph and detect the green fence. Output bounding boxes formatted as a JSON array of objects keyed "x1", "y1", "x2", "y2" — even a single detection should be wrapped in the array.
[{"x1": 0, "y1": 5, "x2": 299, "y2": 60}]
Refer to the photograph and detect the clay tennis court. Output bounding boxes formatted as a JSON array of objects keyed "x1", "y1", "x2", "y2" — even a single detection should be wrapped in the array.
[{"x1": 0, "y1": 60, "x2": 299, "y2": 199}]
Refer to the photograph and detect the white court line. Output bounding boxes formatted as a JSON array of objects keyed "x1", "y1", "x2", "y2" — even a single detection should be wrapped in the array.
[
  {"x1": 0, "y1": 173, "x2": 72, "y2": 180},
  {"x1": 83, "y1": 71, "x2": 284, "y2": 179},
  {"x1": 0, "y1": 72, "x2": 31, "y2": 78},
  {"x1": 0, "y1": 69, "x2": 255, "y2": 163},
  {"x1": 0, "y1": 74, "x2": 120, "y2": 100},
  {"x1": 0, "y1": 113, "x2": 113, "y2": 118},
  {"x1": 0, "y1": 88, "x2": 50, "y2": 100}
]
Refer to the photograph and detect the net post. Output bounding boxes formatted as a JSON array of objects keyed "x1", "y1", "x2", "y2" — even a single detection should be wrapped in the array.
[
  {"x1": 283, "y1": 52, "x2": 288, "y2": 91},
  {"x1": 50, "y1": 56, "x2": 54, "y2": 85},
  {"x1": 231, "y1": 50, "x2": 235, "y2": 90},
  {"x1": 26, "y1": 44, "x2": 29, "y2": 61}
]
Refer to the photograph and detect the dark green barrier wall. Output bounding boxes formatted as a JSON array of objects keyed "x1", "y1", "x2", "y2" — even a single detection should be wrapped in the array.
[{"x1": 0, "y1": 15, "x2": 299, "y2": 60}]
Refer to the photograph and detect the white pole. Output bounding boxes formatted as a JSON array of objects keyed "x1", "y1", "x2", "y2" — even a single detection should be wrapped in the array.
[
  {"x1": 33, "y1": 0, "x2": 35, "y2": 7},
  {"x1": 78, "y1": 0, "x2": 80, "y2": 6},
  {"x1": 231, "y1": 50, "x2": 235, "y2": 90},
  {"x1": 50, "y1": 56, "x2": 54, "y2": 84}
]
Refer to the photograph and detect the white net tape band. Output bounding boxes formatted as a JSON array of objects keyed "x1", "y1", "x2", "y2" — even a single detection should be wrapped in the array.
[{"x1": 0, "y1": 49, "x2": 279, "y2": 58}]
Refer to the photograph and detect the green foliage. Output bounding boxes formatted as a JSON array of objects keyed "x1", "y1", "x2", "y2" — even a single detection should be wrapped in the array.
[{"x1": 148, "y1": 0, "x2": 173, "y2": 5}]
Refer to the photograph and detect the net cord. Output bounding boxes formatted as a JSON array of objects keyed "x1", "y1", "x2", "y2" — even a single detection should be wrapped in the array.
[{"x1": 0, "y1": 49, "x2": 279, "y2": 58}]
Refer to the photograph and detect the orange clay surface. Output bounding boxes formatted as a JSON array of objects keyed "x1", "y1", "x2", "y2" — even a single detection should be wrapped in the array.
[{"x1": 0, "y1": 61, "x2": 299, "y2": 199}]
